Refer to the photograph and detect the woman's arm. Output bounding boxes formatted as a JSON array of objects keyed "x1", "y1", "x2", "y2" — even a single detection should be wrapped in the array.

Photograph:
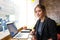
[{"x1": 48, "y1": 20, "x2": 57, "y2": 40}]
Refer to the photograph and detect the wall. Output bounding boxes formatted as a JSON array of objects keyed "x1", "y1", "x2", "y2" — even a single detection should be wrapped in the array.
[{"x1": 40, "y1": 0, "x2": 60, "y2": 25}]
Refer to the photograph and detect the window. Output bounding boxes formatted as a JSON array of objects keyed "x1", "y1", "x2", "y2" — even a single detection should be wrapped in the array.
[{"x1": 0, "y1": 0, "x2": 39, "y2": 39}]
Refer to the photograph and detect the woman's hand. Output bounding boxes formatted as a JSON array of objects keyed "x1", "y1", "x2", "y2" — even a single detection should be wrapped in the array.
[
  {"x1": 31, "y1": 35, "x2": 37, "y2": 40},
  {"x1": 48, "y1": 38, "x2": 52, "y2": 40},
  {"x1": 30, "y1": 29, "x2": 35, "y2": 35}
]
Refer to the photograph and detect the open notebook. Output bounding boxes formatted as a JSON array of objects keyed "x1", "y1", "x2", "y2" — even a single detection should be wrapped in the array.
[{"x1": 7, "y1": 22, "x2": 30, "y2": 38}]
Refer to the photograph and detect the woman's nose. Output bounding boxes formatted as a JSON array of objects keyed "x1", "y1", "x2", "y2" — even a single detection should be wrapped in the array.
[{"x1": 37, "y1": 12, "x2": 39, "y2": 15}]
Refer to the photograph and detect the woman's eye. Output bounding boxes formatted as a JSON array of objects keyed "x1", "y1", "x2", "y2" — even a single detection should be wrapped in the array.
[
  {"x1": 38, "y1": 10, "x2": 41, "y2": 12},
  {"x1": 35, "y1": 11, "x2": 37, "y2": 13},
  {"x1": 35, "y1": 10, "x2": 42, "y2": 13}
]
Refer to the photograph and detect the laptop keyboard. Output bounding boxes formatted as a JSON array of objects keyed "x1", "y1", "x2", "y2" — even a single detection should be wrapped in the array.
[
  {"x1": 16, "y1": 32, "x2": 21, "y2": 37},
  {"x1": 14, "y1": 30, "x2": 30, "y2": 38},
  {"x1": 16, "y1": 34, "x2": 21, "y2": 37}
]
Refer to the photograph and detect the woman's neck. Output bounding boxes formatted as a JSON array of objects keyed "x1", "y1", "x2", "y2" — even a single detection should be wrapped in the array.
[{"x1": 40, "y1": 16, "x2": 45, "y2": 22}]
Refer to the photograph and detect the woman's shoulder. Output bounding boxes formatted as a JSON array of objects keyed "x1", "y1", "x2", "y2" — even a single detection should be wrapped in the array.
[{"x1": 46, "y1": 17, "x2": 56, "y2": 24}]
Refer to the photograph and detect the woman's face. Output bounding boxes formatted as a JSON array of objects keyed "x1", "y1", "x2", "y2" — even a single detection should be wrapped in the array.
[{"x1": 35, "y1": 7, "x2": 44, "y2": 19}]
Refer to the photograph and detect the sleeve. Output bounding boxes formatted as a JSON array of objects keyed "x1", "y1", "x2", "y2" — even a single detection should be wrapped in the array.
[
  {"x1": 34, "y1": 23, "x2": 37, "y2": 29},
  {"x1": 48, "y1": 20, "x2": 57, "y2": 40},
  {"x1": 33, "y1": 19, "x2": 39, "y2": 30}
]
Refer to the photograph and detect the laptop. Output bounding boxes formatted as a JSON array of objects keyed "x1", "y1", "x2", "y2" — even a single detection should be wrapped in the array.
[{"x1": 7, "y1": 22, "x2": 30, "y2": 38}]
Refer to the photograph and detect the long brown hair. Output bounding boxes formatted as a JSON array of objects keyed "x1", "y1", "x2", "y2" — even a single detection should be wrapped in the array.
[{"x1": 34, "y1": 4, "x2": 46, "y2": 16}]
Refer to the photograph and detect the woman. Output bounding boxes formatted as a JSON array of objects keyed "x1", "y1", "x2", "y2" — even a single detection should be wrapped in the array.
[{"x1": 30, "y1": 4, "x2": 57, "y2": 40}]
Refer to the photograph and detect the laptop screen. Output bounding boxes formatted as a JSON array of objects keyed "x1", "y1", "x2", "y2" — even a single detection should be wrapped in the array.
[{"x1": 7, "y1": 23, "x2": 18, "y2": 37}]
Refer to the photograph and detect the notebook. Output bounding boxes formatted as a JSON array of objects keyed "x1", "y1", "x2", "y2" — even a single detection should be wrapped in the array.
[{"x1": 7, "y1": 22, "x2": 30, "y2": 38}]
